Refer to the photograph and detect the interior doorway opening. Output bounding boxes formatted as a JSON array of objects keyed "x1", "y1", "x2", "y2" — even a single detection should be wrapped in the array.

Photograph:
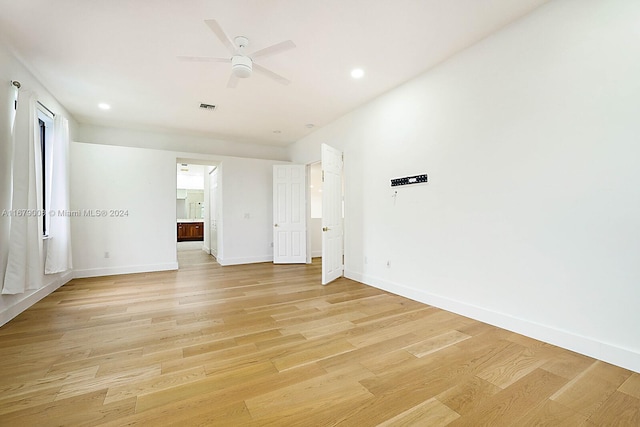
[
  {"x1": 303, "y1": 144, "x2": 344, "y2": 285},
  {"x1": 307, "y1": 161, "x2": 323, "y2": 261},
  {"x1": 176, "y1": 159, "x2": 219, "y2": 268}
]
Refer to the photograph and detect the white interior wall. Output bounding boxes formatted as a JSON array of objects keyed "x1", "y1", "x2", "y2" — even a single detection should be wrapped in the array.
[
  {"x1": 310, "y1": 219, "x2": 322, "y2": 258},
  {"x1": 70, "y1": 142, "x2": 178, "y2": 277},
  {"x1": 71, "y1": 139, "x2": 288, "y2": 275},
  {"x1": 78, "y1": 124, "x2": 288, "y2": 161},
  {"x1": 289, "y1": 0, "x2": 640, "y2": 372},
  {"x1": 0, "y1": 41, "x2": 78, "y2": 325},
  {"x1": 220, "y1": 157, "x2": 289, "y2": 265}
]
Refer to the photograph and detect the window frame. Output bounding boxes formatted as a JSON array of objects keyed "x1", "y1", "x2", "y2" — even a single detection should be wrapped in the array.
[{"x1": 37, "y1": 108, "x2": 54, "y2": 237}]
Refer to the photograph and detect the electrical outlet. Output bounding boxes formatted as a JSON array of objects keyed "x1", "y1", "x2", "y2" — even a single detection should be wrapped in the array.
[{"x1": 105, "y1": 251, "x2": 110, "y2": 259}]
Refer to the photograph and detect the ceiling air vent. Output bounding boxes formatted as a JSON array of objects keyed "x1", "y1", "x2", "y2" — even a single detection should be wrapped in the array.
[{"x1": 199, "y1": 103, "x2": 216, "y2": 110}]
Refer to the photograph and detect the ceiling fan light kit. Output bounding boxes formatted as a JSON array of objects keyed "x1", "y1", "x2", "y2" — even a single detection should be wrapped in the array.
[{"x1": 232, "y1": 55, "x2": 252, "y2": 78}]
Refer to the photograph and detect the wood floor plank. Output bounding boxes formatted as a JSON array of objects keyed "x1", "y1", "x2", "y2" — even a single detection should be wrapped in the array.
[
  {"x1": 446, "y1": 368, "x2": 567, "y2": 427},
  {"x1": 476, "y1": 346, "x2": 548, "y2": 389},
  {"x1": 271, "y1": 337, "x2": 357, "y2": 371},
  {"x1": 587, "y1": 390, "x2": 640, "y2": 426},
  {"x1": 244, "y1": 366, "x2": 374, "y2": 420},
  {"x1": 550, "y1": 360, "x2": 632, "y2": 418},
  {"x1": 136, "y1": 360, "x2": 278, "y2": 413},
  {"x1": 103, "y1": 365, "x2": 206, "y2": 405},
  {"x1": 436, "y1": 376, "x2": 503, "y2": 416},
  {"x1": 0, "y1": 252, "x2": 638, "y2": 425},
  {"x1": 376, "y1": 397, "x2": 461, "y2": 427},
  {"x1": 515, "y1": 398, "x2": 592, "y2": 426},
  {"x1": 404, "y1": 329, "x2": 471, "y2": 358},
  {"x1": 541, "y1": 348, "x2": 596, "y2": 380},
  {"x1": 619, "y1": 373, "x2": 640, "y2": 400}
]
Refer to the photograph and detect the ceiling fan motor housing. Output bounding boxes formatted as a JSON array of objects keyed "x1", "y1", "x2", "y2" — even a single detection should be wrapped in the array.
[{"x1": 231, "y1": 55, "x2": 252, "y2": 78}]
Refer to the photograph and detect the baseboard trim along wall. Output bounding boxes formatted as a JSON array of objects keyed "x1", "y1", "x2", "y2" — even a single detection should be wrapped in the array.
[
  {"x1": 345, "y1": 269, "x2": 640, "y2": 374},
  {"x1": 0, "y1": 271, "x2": 73, "y2": 327},
  {"x1": 73, "y1": 262, "x2": 179, "y2": 279}
]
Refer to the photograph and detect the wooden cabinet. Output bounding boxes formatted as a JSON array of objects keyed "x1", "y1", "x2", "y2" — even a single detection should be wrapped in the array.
[{"x1": 177, "y1": 222, "x2": 204, "y2": 242}]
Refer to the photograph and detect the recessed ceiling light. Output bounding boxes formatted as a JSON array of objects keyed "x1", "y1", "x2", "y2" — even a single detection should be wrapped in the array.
[
  {"x1": 351, "y1": 68, "x2": 364, "y2": 79},
  {"x1": 98, "y1": 103, "x2": 111, "y2": 110}
]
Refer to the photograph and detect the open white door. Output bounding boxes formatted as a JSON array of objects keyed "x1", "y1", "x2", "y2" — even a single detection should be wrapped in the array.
[
  {"x1": 321, "y1": 144, "x2": 343, "y2": 285},
  {"x1": 273, "y1": 165, "x2": 307, "y2": 264}
]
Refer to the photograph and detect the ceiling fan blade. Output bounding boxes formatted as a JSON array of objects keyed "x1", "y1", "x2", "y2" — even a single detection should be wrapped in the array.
[
  {"x1": 204, "y1": 19, "x2": 235, "y2": 54},
  {"x1": 250, "y1": 40, "x2": 296, "y2": 60},
  {"x1": 253, "y1": 63, "x2": 291, "y2": 85},
  {"x1": 177, "y1": 56, "x2": 230, "y2": 63},
  {"x1": 227, "y1": 74, "x2": 239, "y2": 89}
]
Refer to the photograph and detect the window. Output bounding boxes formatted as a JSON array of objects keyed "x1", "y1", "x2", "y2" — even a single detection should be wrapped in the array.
[{"x1": 37, "y1": 108, "x2": 53, "y2": 236}]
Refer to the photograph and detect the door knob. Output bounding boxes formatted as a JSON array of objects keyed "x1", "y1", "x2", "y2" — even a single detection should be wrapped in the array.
[
  {"x1": 323, "y1": 227, "x2": 330, "y2": 232},
  {"x1": 274, "y1": 224, "x2": 279, "y2": 227}
]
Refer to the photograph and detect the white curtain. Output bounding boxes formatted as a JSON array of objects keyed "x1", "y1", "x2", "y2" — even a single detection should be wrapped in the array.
[
  {"x1": 2, "y1": 90, "x2": 43, "y2": 295},
  {"x1": 45, "y1": 115, "x2": 72, "y2": 274}
]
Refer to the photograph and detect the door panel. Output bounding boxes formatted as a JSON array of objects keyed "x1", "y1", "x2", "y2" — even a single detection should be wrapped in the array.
[
  {"x1": 322, "y1": 144, "x2": 343, "y2": 284},
  {"x1": 273, "y1": 165, "x2": 307, "y2": 263}
]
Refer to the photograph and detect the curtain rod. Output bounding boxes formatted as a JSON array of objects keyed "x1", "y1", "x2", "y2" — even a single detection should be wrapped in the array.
[
  {"x1": 12, "y1": 80, "x2": 56, "y2": 117},
  {"x1": 37, "y1": 101, "x2": 56, "y2": 118}
]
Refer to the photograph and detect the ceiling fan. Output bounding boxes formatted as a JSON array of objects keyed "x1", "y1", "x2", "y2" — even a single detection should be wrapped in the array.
[{"x1": 178, "y1": 19, "x2": 296, "y2": 88}]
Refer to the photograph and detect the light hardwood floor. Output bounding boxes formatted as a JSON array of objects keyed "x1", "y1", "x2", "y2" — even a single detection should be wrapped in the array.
[{"x1": 1, "y1": 251, "x2": 639, "y2": 426}]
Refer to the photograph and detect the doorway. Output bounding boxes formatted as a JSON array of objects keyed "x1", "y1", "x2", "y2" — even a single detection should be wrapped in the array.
[
  {"x1": 176, "y1": 160, "x2": 219, "y2": 267},
  {"x1": 307, "y1": 162, "x2": 323, "y2": 261},
  {"x1": 208, "y1": 166, "x2": 219, "y2": 258},
  {"x1": 304, "y1": 144, "x2": 344, "y2": 285}
]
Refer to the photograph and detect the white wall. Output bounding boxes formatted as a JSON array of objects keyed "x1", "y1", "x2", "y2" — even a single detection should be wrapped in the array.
[
  {"x1": 310, "y1": 218, "x2": 322, "y2": 258},
  {"x1": 78, "y1": 124, "x2": 288, "y2": 162},
  {"x1": 0, "y1": 41, "x2": 76, "y2": 325},
  {"x1": 289, "y1": 0, "x2": 640, "y2": 372},
  {"x1": 71, "y1": 139, "x2": 288, "y2": 275},
  {"x1": 219, "y1": 157, "x2": 288, "y2": 265},
  {"x1": 70, "y1": 142, "x2": 178, "y2": 277}
]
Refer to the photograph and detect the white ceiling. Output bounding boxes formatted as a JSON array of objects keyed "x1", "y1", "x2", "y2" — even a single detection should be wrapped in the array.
[
  {"x1": 0, "y1": 0, "x2": 549, "y2": 147},
  {"x1": 177, "y1": 164, "x2": 205, "y2": 190}
]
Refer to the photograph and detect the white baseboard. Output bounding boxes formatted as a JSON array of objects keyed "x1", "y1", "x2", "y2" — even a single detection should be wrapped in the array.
[
  {"x1": 217, "y1": 255, "x2": 273, "y2": 266},
  {"x1": 73, "y1": 262, "x2": 179, "y2": 279},
  {"x1": 0, "y1": 270, "x2": 73, "y2": 327},
  {"x1": 345, "y1": 269, "x2": 640, "y2": 374}
]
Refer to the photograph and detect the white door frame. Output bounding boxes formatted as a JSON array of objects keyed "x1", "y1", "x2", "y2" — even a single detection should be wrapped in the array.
[
  {"x1": 306, "y1": 164, "x2": 313, "y2": 264},
  {"x1": 208, "y1": 166, "x2": 218, "y2": 258},
  {"x1": 176, "y1": 159, "x2": 220, "y2": 265}
]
